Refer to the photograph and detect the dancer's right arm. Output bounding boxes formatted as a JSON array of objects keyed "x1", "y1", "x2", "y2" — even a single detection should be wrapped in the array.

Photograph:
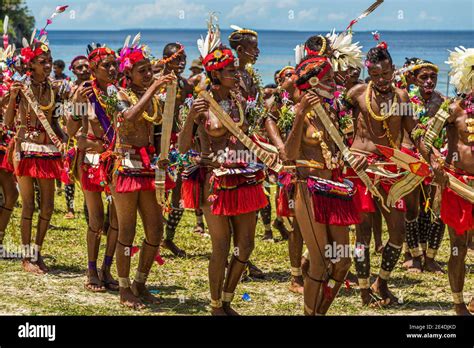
[
  {"x1": 178, "y1": 97, "x2": 208, "y2": 153},
  {"x1": 284, "y1": 92, "x2": 320, "y2": 160}
]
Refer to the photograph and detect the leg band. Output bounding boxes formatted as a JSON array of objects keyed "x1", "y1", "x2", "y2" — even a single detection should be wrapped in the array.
[
  {"x1": 418, "y1": 210, "x2": 430, "y2": 250},
  {"x1": 222, "y1": 291, "x2": 234, "y2": 302},
  {"x1": 210, "y1": 299, "x2": 223, "y2": 308},
  {"x1": 291, "y1": 267, "x2": 302, "y2": 277},
  {"x1": 260, "y1": 203, "x2": 272, "y2": 226},
  {"x1": 118, "y1": 277, "x2": 131, "y2": 288},
  {"x1": 88, "y1": 261, "x2": 97, "y2": 271},
  {"x1": 0, "y1": 206, "x2": 13, "y2": 212},
  {"x1": 104, "y1": 255, "x2": 113, "y2": 267},
  {"x1": 165, "y1": 207, "x2": 184, "y2": 241},
  {"x1": 134, "y1": 271, "x2": 147, "y2": 284},
  {"x1": 405, "y1": 218, "x2": 420, "y2": 252},
  {"x1": 358, "y1": 278, "x2": 370, "y2": 289},
  {"x1": 354, "y1": 244, "x2": 370, "y2": 279},
  {"x1": 428, "y1": 221, "x2": 445, "y2": 251},
  {"x1": 452, "y1": 292, "x2": 464, "y2": 304},
  {"x1": 143, "y1": 239, "x2": 160, "y2": 248},
  {"x1": 380, "y1": 243, "x2": 402, "y2": 276}
]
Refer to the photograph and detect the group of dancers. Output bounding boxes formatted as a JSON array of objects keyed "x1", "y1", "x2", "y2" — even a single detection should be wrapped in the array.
[{"x1": 0, "y1": 2, "x2": 473, "y2": 316}]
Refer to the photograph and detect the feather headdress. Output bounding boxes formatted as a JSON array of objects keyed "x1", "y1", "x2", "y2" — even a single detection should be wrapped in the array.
[
  {"x1": 228, "y1": 25, "x2": 258, "y2": 40},
  {"x1": 197, "y1": 14, "x2": 234, "y2": 72},
  {"x1": 197, "y1": 13, "x2": 221, "y2": 60},
  {"x1": 0, "y1": 15, "x2": 15, "y2": 70},
  {"x1": 326, "y1": 29, "x2": 363, "y2": 72},
  {"x1": 118, "y1": 33, "x2": 151, "y2": 72},
  {"x1": 446, "y1": 46, "x2": 474, "y2": 94},
  {"x1": 20, "y1": 5, "x2": 68, "y2": 63}
]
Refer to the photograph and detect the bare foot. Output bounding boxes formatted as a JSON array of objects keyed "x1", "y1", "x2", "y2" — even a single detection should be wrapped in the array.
[
  {"x1": 289, "y1": 276, "x2": 304, "y2": 294},
  {"x1": 193, "y1": 223, "x2": 205, "y2": 235},
  {"x1": 262, "y1": 230, "x2": 273, "y2": 241},
  {"x1": 360, "y1": 288, "x2": 380, "y2": 306},
  {"x1": 22, "y1": 259, "x2": 43, "y2": 274},
  {"x1": 247, "y1": 261, "x2": 264, "y2": 279},
  {"x1": 402, "y1": 251, "x2": 412, "y2": 263},
  {"x1": 100, "y1": 266, "x2": 119, "y2": 291},
  {"x1": 223, "y1": 302, "x2": 240, "y2": 316},
  {"x1": 34, "y1": 255, "x2": 49, "y2": 273},
  {"x1": 423, "y1": 257, "x2": 445, "y2": 274},
  {"x1": 468, "y1": 298, "x2": 474, "y2": 313},
  {"x1": 119, "y1": 287, "x2": 145, "y2": 310},
  {"x1": 161, "y1": 240, "x2": 187, "y2": 257},
  {"x1": 407, "y1": 256, "x2": 423, "y2": 273},
  {"x1": 272, "y1": 219, "x2": 289, "y2": 240},
  {"x1": 454, "y1": 303, "x2": 472, "y2": 316},
  {"x1": 64, "y1": 211, "x2": 75, "y2": 219},
  {"x1": 131, "y1": 282, "x2": 163, "y2": 304},
  {"x1": 211, "y1": 307, "x2": 227, "y2": 316},
  {"x1": 85, "y1": 270, "x2": 106, "y2": 293},
  {"x1": 370, "y1": 278, "x2": 399, "y2": 307}
]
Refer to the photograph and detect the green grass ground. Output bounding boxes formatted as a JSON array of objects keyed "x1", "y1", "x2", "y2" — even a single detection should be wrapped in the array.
[{"x1": 0, "y1": 183, "x2": 472, "y2": 315}]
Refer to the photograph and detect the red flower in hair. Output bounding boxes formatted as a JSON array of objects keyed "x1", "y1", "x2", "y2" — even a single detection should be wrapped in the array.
[{"x1": 377, "y1": 41, "x2": 388, "y2": 50}]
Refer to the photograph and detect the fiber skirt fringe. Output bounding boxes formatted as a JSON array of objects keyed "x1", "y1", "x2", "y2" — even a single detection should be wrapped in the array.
[
  {"x1": 0, "y1": 146, "x2": 13, "y2": 173},
  {"x1": 15, "y1": 143, "x2": 62, "y2": 179},
  {"x1": 277, "y1": 171, "x2": 295, "y2": 217},
  {"x1": 306, "y1": 176, "x2": 361, "y2": 226},
  {"x1": 181, "y1": 166, "x2": 207, "y2": 209},
  {"x1": 80, "y1": 152, "x2": 106, "y2": 192},
  {"x1": 440, "y1": 170, "x2": 474, "y2": 235},
  {"x1": 114, "y1": 158, "x2": 155, "y2": 194},
  {"x1": 209, "y1": 170, "x2": 268, "y2": 216}
]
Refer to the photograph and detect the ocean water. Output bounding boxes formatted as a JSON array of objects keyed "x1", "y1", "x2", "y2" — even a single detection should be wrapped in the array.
[{"x1": 47, "y1": 29, "x2": 474, "y2": 96}]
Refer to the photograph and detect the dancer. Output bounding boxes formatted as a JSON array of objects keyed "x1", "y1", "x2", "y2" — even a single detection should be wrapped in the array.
[
  {"x1": 66, "y1": 44, "x2": 119, "y2": 291},
  {"x1": 285, "y1": 55, "x2": 359, "y2": 315},
  {"x1": 179, "y1": 19, "x2": 268, "y2": 315},
  {"x1": 346, "y1": 40, "x2": 432, "y2": 306},
  {"x1": 110, "y1": 35, "x2": 174, "y2": 308},
  {"x1": 438, "y1": 47, "x2": 474, "y2": 315}
]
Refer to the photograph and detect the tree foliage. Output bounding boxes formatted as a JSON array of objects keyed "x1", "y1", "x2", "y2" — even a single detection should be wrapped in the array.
[{"x1": 0, "y1": 0, "x2": 35, "y2": 47}]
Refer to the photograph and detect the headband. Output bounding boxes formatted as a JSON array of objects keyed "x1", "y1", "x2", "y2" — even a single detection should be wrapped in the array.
[
  {"x1": 160, "y1": 43, "x2": 185, "y2": 65},
  {"x1": 202, "y1": 48, "x2": 235, "y2": 72},
  {"x1": 295, "y1": 57, "x2": 332, "y2": 91},
  {"x1": 88, "y1": 47, "x2": 116, "y2": 64},
  {"x1": 69, "y1": 55, "x2": 88, "y2": 70},
  {"x1": 305, "y1": 36, "x2": 327, "y2": 56}
]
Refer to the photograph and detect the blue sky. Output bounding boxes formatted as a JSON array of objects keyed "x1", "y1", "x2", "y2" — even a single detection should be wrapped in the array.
[{"x1": 26, "y1": 0, "x2": 474, "y2": 31}]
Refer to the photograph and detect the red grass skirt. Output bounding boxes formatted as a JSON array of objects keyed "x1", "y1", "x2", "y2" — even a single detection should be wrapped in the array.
[
  {"x1": 209, "y1": 170, "x2": 268, "y2": 216},
  {"x1": 345, "y1": 166, "x2": 406, "y2": 213},
  {"x1": 277, "y1": 171, "x2": 295, "y2": 217},
  {"x1": 440, "y1": 170, "x2": 474, "y2": 235},
  {"x1": 16, "y1": 143, "x2": 63, "y2": 179},
  {"x1": 0, "y1": 145, "x2": 13, "y2": 173},
  {"x1": 81, "y1": 163, "x2": 105, "y2": 192},
  {"x1": 306, "y1": 176, "x2": 361, "y2": 226},
  {"x1": 114, "y1": 157, "x2": 155, "y2": 194},
  {"x1": 181, "y1": 167, "x2": 207, "y2": 209}
]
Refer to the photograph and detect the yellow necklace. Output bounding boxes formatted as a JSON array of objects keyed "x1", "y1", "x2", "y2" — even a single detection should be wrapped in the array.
[
  {"x1": 365, "y1": 81, "x2": 397, "y2": 122},
  {"x1": 35, "y1": 81, "x2": 55, "y2": 111},
  {"x1": 127, "y1": 89, "x2": 159, "y2": 123}
]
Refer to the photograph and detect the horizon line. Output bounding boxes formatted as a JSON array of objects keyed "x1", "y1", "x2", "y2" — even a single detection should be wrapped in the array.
[{"x1": 47, "y1": 28, "x2": 474, "y2": 33}]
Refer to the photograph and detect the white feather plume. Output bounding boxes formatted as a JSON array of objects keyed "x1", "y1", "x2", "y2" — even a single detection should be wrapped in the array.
[
  {"x1": 445, "y1": 46, "x2": 474, "y2": 94},
  {"x1": 230, "y1": 25, "x2": 243, "y2": 32},
  {"x1": 22, "y1": 37, "x2": 29, "y2": 48},
  {"x1": 197, "y1": 13, "x2": 221, "y2": 59},
  {"x1": 294, "y1": 44, "x2": 305, "y2": 65},
  {"x1": 123, "y1": 35, "x2": 131, "y2": 49},
  {"x1": 326, "y1": 29, "x2": 363, "y2": 72},
  {"x1": 3, "y1": 15, "x2": 9, "y2": 35},
  {"x1": 131, "y1": 33, "x2": 141, "y2": 48},
  {"x1": 30, "y1": 28, "x2": 36, "y2": 45}
]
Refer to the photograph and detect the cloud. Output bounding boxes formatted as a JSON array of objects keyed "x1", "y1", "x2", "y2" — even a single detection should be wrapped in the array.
[
  {"x1": 418, "y1": 10, "x2": 441, "y2": 22},
  {"x1": 327, "y1": 12, "x2": 347, "y2": 21},
  {"x1": 297, "y1": 8, "x2": 318, "y2": 21}
]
